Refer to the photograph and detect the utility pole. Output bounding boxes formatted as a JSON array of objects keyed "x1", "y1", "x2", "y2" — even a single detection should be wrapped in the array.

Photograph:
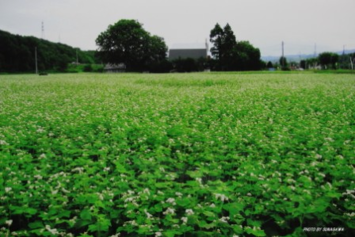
[
  {"x1": 282, "y1": 41, "x2": 284, "y2": 58},
  {"x1": 41, "y1": 21, "x2": 45, "y2": 39},
  {"x1": 314, "y1": 43, "x2": 317, "y2": 68},
  {"x1": 35, "y1": 47, "x2": 38, "y2": 74},
  {"x1": 281, "y1": 41, "x2": 285, "y2": 68}
]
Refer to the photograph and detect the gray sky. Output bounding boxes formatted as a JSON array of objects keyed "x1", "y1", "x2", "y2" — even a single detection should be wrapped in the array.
[{"x1": 1, "y1": 0, "x2": 354, "y2": 56}]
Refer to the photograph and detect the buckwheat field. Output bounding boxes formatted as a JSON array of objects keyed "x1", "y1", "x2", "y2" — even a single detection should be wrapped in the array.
[{"x1": 0, "y1": 72, "x2": 354, "y2": 236}]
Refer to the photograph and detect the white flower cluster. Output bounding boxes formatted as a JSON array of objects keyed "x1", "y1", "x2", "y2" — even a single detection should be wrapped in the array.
[
  {"x1": 163, "y1": 207, "x2": 175, "y2": 215},
  {"x1": 214, "y1": 193, "x2": 229, "y2": 202},
  {"x1": 219, "y1": 216, "x2": 230, "y2": 223},
  {"x1": 0, "y1": 140, "x2": 9, "y2": 145},
  {"x1": 5, "y1": 220, "x2": 12, "y2": 226},
  {"x1": 144, "y1": 209, "x2": 153, "y2": 219},
  {"x1": 185, "y1": 209, "x2": 194, "y2": 216},
  {"x1": 166, "y1": 197, "x2": 176, "y2": 205},
  {"x1": 45, "y1": 225, "x2": 59, "y2": 235}
]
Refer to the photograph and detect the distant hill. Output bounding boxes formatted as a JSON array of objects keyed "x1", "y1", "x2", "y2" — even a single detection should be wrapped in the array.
[
  {"x1": 0, "y1": 30, "x2": 100, "y2": 73},
  {"x1": 262, "y1": 49, "x2": 355, "y2": 63}
]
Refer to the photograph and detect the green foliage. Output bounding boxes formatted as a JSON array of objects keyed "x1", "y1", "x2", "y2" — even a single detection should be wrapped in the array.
[
  {"x1": 172, "y1": 57, "x2": 208, "y2": 72},
  {"x1": 266, "y1": 61, "x2": 274, "y2": 68},
  {"x1": 96, "y1": 19, "x2": 168, "y2": 72},
  {"x1": 318, "y1": 52, "x2": 339, "y2": 69},
  {"x1": 210, "y1": 23, "x2": 262, "y2": 71},
  {"x1": 0, "y1": 30, "x2": 99, "y2": 73},
  {"x1": 0, "y1": 73, "x2": 354, "y2": 236}
]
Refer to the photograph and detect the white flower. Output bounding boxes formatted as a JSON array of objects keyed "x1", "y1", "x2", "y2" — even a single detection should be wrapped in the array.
[
  {"x1": 34, "y1": 174, "x2": 43, "y2": 180},
  {"x1": 196, "y1": 178, "x2": 203, "y2": 185},
  {"x1": 144, "y1": 209, "x2": 153, "y2": 219},
  {"x1": 209, "y1": 203, "x2": 216, "y2": 208},
  {"x1": 155, "y1": 232, "x2": 162, "y2": 237},
  {"x1": 104, "y1": 167, "x2": 110, "y2": 172},
  {"x1": 5, "y1": 220, "x2": 13, "y2": 226},
  {"x1": 5, "y1": 187, "x2": 12, "y2": 193},
  {"x1": 181, "y1": 217, "x2": 188, "y2": 224},
  {"x1": 215, "y1": 193, "x2": 229, "y2": 202},
  {"x1": 72, "y1": 167, "x2": 84, "y2": 174},
  {"x1": 186, "y1": 209, "x2": 194, "y2": 216},
  {"x1": 143, "y1": 188, "x2": 150, "y2": 195},
  {"x1": 45, "y1": 225, "x2": 59, "y2": 235},
  {"x1": 110, "y1": 234, "x2": 121, "y2": 237},
  {"x1": 166, "y1": 197, "x2": 176, "y2": 205},
  {"x1": 163, "y1": 207, "x2": 175, "y2": 215},
  {"x1": 175, "y1": 192, "x2": 182, "y2": 197},
  {"x1": 124, "y1": 197, "x2": 136, "y2": 203},
  {"x1": 0, "y1": 140, "x2": 8, "y2": 145},
  {"x1": 219, "y1": 216, "x2": 230, "y2": 223}
]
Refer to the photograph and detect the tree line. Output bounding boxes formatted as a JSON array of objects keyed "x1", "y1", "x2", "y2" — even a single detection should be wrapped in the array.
[
  {"x1": 0, "y1": 30, "x2": 99, "y2": 73},
  {"x1": 269, "y1": 52, "x2": 355, "y2": 71},
  {"x1": 3, "y1": 19, "x2": 352, "y2": 73},
  {"x1": 96, "y1": 19, "x2": 263, "y2": 72}
]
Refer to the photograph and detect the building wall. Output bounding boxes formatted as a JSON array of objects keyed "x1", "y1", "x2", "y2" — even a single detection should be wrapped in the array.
[{"x1": 169, "y1": 49, "x2": 207, "y2": 60}]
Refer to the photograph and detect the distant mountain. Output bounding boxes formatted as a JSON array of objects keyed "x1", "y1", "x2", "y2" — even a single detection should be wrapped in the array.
[{"x1": 262, "y1": 49, "x2": 355, "y2": 63}]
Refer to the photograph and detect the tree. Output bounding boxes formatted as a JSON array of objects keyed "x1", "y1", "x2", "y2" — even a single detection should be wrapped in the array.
[
  {"x1": 209, "y1": 23, "x2": 261, "y2": 71},
  {"x1": 279, "y1": 56, "x2": 288, "y2": 68},
  {"x1": 267, "y1": 61, "x2": 274, "y2": 68},
  {"x1": 318, "y1": 52, "x2": 339, "y2": 69},
  {"x1": 209, "y1": 23, "x2": 224, "y2": 61},
  {"x1": 235, "y1": 41, "x2": 261, "y2": 70},
  {"x1": 300, "y1": 60, "x2": 306, "y2": 69},
  {"x1": 96, "y1": 19, "x2": 167, "y2": 72}
]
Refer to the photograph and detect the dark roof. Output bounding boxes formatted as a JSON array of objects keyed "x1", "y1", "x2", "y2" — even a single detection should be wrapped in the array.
[{"x1": 169, "y1": 48, "x2": 207, "y2": 60}]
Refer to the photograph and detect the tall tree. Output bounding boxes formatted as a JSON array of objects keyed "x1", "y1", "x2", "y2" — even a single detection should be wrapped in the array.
[
  {"x1": 209, "y1": 23, "x2": 224, "y2": 62},
  {"x1": 96, "y1": 19, "x2": 167, "y2": 71},
  {"x1": 209, "y1": 23, "x2": 261, "y2": 71}
]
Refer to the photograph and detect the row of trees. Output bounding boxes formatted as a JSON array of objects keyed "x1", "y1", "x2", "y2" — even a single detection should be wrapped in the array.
[
  {"x1": 3, "y1": 19, "x2": 351, "y2": 73},
  {"x1": 95, "y1": 20, "x2": 263, "y2": 72},
  {"x1": 272, "y1": 52, "x2": 355, "y2": 70},
  {"x1": 0, "y1": 30, "x2": 99, "y2": 73}
]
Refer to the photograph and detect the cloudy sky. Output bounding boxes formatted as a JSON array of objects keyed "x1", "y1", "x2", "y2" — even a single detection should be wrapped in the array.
[{"x1": 1, "y1": 0, "x2": 354, "y2": 56}]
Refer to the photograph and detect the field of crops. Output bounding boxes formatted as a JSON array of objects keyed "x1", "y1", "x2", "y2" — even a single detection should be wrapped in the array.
[{"x1": 0, "y1": 72, "x2": 354, "y2": 236}]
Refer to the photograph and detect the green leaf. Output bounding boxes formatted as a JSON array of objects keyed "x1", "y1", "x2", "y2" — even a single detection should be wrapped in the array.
[
  {"x1": 75, "y1": 220, "x2": 92, "y2": 229},
  {"x1": 25, "y1": 207, "x2": 37, "y2": 215},
  {"x1": 245, "y1": 226, "x2": 266, "y2": 237},
  {"x1": 80, "y1": 209, "x2": 92, "y2": 220},
  {"x1": 203, "y1": 211, "x2": 215, "y2": 217},
  {"x1": 115, "y1": 162, "x2": 127, "y2": 173},
  {"x1": 28, "y1": 221, "x2": 44, "y2": 229}
]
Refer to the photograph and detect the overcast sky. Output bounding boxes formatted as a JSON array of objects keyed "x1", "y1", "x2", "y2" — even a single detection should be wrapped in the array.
[{"x1": 1, "y1": 0, "x2": 354, "y2": 56}]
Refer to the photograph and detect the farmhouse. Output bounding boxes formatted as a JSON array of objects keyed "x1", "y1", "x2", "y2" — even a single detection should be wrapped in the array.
[
  {"x1": 168, "y1": 42, "x2": 208, "y2": 60},
  {"x1": 104, "y1": 63, "x2": 126, "y2": 73}
]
